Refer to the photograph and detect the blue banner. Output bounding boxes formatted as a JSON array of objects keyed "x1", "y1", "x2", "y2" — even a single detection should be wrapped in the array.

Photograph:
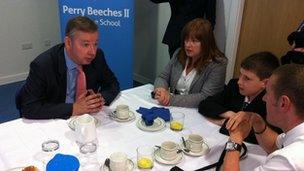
[{"x1": 58, "y1": 0, "x2": 134, "y2": 90}]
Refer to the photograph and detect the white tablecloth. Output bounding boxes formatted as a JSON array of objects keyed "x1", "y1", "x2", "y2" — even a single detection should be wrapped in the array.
[{"x1": 0, "y1": 84, "x2": 267, "y2": 171}]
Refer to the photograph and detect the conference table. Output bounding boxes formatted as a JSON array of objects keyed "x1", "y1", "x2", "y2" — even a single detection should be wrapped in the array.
[{"x1": 0, "y1": 84, "x2": 267, "y2": 171}]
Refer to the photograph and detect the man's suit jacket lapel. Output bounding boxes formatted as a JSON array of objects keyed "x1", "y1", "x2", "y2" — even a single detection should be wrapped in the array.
[
  {"x1": 84, "y1": 63, "x2": 98, "y2": 91},
  {"x1": 56, "y1": 47, "x2": 68, "y2": 101}
]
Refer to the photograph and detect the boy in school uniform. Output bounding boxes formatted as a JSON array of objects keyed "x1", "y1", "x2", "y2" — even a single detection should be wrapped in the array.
[{"x1": 198, "y1": 51, "x2": 280, "y2": 144}]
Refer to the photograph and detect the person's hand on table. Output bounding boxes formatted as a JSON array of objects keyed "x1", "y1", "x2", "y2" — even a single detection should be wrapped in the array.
[
  {"x1": 205, "y1": 117, "x2": 226, "y2": 126},
  {"x1": 226, "y1": 111, "x2": 252, "y2": 131},
  {"x1": 208, "y1": 111, "x2": 236, "y2": 126},
  {"x1": 250, "y1": 113, "x2": 268, "y2": 134},
  {"x1": 221, "y1": 111, "x2": 237, "y2": 119},
  {"x1": 154, "y1": 88, "x2": 170, "y2": 106},
  {"x1": 72, "y1": 90, "x2": 105, "y2": 116},
  {"x1": 228, "y1": 120, "x2": 251, "y2": 144}
]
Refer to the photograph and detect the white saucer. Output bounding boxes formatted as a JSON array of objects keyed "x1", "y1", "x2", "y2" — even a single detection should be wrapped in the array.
[
  {"x1": 101, "y1": 159, "x2": 134, "y2": 171},
  {"x1": 154, "y1": 148, "x2": 183, "y2": 165},
  {"x1": 136, "y1": 118, "x2": 165, "y2": 132},
  {"x1": 181, "y1": 141, "x2": 210, "y2": 157},
  {"x1": 68, "y1": 116, "x2": 100, "y2": 131},
  {"x1": 110, "y1": 111, "x2": 136, "y2": 122}
]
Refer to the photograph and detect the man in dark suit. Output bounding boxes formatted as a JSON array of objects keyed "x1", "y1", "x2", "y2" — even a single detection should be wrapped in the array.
[
  {"x1": 150, "y1": 0, "x2": 216, "y2": 57},
  {"x1": 17, "y1": 16, "x2": 120, "y2": 119}
]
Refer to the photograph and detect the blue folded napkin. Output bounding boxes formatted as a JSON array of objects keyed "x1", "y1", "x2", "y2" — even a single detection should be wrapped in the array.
[
  {"x1": 46, "y1": 153, "x2": 80, "y2": 171},
  {"x1": 151, "y1": 107, "x2": 171, "y2": 122},
  {"x1": 141, "y1": 113, "x2": 157, "y2": 126},
  {"x1": 136, "y1": 107, "x2": 171, "y2": 126},
  {"x1": 137, "y1": 107, "x2": 152, "y2": 115},
  {"x1": 137, "y1": 107, "x2": 155, "y2": 126}
]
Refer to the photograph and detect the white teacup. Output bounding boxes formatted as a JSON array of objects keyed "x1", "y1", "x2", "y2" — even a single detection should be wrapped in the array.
[
  {"x1": 75, "y1": 114, "x2": 97, "y2": 145},
  {"x1": 109, "y1": 152, "x2": 128, "y2": 171},
  {"x1": 115, "y1": 104, "x2": 130, "y2": 119},
  {"x1": 186, "y1": 134, "x2": 204, "y2": 153},
  {"x1": 160, "y1": 141, "x2": 178, "y2": 161}
]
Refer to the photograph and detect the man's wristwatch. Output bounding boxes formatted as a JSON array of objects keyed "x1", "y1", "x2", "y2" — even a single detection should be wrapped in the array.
[{"x1": 225, "y1": 140, "x2": 242, "y2": 152}]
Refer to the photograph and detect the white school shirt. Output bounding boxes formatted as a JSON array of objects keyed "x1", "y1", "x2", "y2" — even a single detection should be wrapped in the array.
[{"x1": 254, "y1": 122, "x2": 304, "y2": 171}]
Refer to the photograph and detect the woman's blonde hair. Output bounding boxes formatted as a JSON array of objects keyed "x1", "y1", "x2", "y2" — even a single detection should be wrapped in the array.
[{"x1": 177, "y1": 18, "x2": 225, "y2": 72}]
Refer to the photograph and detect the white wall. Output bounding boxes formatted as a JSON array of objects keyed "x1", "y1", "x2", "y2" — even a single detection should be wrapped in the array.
[
  {"x1": 223, "y1": 0, "x2": 245, "y2": 81},
  {"x1": 0, "y1": 0, "x2": 60, "y2": 85},
  {"x1": 214, "y1": 0, "x2": 232, "y2": 53},
  {"x1": 134, "y1": 0, "x2": 243, "y2": 84},
  {"x1": 133, "y1": 0, "x2": 158, "y2": 83},
  {"x1": 133, "y1": 0, "x2": 170, "y2": 83}
]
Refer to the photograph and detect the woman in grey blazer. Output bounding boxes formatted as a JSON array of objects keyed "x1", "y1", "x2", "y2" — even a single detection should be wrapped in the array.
[{"x1": 154, "y1": 18, "x2": 227, "y2": 108}]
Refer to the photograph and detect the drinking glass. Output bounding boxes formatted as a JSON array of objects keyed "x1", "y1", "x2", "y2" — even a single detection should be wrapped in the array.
[
  {"x1": 170, "y1": 112, "x2": 185, "y2": 131},
  {"x1": 137, "y1": 146, "x2": 154, "y2": 170},
  {"x1": 79, "y1": 142, "x2": 100, "y2": 171},
  {"x1": 34, "y1": 140, "x2": 60, "y2": 168}
]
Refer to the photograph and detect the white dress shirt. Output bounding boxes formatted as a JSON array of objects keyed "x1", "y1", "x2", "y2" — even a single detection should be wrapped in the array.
[
  {"x1": 254, "y1": 122, "x2": 304, "y2": 171},
  {"x1": 176, "y1": 59, "x2": 197, "y2": 95}
]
